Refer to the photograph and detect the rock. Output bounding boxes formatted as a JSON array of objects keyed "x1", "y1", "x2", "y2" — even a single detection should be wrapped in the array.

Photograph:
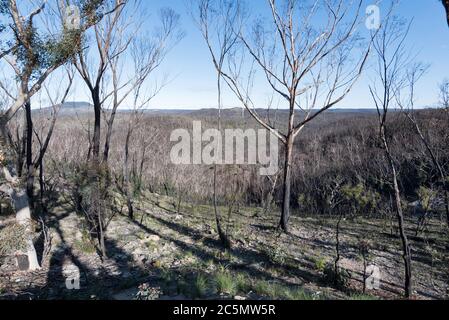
[
  {"x1": 16, "y1": 255, "x2": 29, "y2": 271},
  {"x1": 234, "y1": 295, "x2": 246, "y2": 300},
  {"x1": 146, "y1": 235, "x2": 160, "y2": 242}
]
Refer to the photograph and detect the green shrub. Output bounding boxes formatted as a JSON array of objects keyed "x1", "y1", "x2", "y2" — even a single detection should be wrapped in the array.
[
  {"x1": 341, "y1": 183, "x2": 381, "y2": 216},
  {"x1": 253, "y1": 280, "x2": 315, "y2": 300},
  {"x1": 323, "y1": 264, "x2": 350, "y2": 289},
  {"x1": 417, "y1": 186, "x2": 437, "y2": 211},
  {"x1": 194, "y1": 274, "x2": 209, "y2": 298},
  {"x1": 263, "y1": 246, "x2": 287, "y2": 265},
  {"x1": 235, "y1": 273, "x2": 251, "y2": 293},
  {"x1": 214, "y1": 270, "x2": 237, "y2": 296},
  {"x1": 314, "y1": 256, "x2": 327, "y2": 273}
]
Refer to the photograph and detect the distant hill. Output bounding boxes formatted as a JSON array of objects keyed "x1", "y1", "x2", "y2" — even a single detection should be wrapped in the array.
[
  {"x1": 32, "y1": 101, "x2": 93, "y2": 116},
  {"x1": 33, "y1": 102, "x2": 383, "y2": 119},
  {"x1": 58, "y1": 102, "x2": 93, "y2": 115}
]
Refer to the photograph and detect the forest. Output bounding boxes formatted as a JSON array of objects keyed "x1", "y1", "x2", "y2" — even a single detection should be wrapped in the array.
[{"x1": 0, "y1": 0, "x2": 449, "y2": 301}]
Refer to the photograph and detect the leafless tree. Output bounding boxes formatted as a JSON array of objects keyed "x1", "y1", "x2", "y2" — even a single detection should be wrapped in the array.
[
  {"x1": 198, "y1": 0, "x2": 375, "y2": 233},
  {"x1": 194, "y1": 0, "x2": 244, "y2": 248},
  {"x1": 34, "y1": 68, "x2": 75, "y2": 209},
  {"x1": 74, "y1": 0, "x2": 183, "y2": 165},
  {"x1": 369, "y1": 14, "x2": 413, "y2": 298},
  {"x1": 440, "y1": 80, "x2": 449, "y2": 110},
  {"x1": 397, "y1": 64, "x2": 449, "y2": 228},
  {"x1": 120, "y1": 34, "x2": 178, "y2": 219}
]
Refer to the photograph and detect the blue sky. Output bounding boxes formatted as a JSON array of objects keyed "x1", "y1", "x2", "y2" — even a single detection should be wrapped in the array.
[{"x1": 71, "y1": 0, "x2": 449, "y2": 110}]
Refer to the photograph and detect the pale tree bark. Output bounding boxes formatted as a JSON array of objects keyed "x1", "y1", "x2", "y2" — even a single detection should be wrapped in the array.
[{"x1": 0, "y1": 142, "x2": 41, "y2": 271}]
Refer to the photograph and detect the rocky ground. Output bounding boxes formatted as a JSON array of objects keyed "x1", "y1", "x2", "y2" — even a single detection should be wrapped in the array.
[{"x1": 1, "y1": 191, "x2": 448, "y2": 300}]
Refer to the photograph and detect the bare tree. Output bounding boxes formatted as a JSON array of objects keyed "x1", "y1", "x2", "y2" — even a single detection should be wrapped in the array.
[
  {"x1": 198, "y1": 0, "x2": 374, "y2": 233},
  {"x1": 120, "y1": 33, "x2": 180, "y2": 219},
  {"x1": 194, "y1": 0, "x2": 244, "y2": 248},
  {"x1": 369, "y1": 14, "x2": 413, "y2": 298},
  {"x1": 34, "y1": 68, "x2": 75, "y2": 209},
  {"x1": 74, "y1": 0, "x2": 183, "y2": 165},
  {"x1": 397, "y1": 64, "x2": 449, "y2": 228},
  {"x1": 440, "y1": 80, "x2": 449, "y2": 110}
]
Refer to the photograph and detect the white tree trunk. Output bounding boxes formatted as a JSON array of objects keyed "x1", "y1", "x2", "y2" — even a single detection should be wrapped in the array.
[{"x1": 1, "y1": 166, "x2": 41, "y2": 271}]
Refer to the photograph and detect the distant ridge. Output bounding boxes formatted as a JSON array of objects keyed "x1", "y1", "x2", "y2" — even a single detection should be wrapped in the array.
[{"x1": 33, "y1": 101, "x2": 406, "y2": 117}]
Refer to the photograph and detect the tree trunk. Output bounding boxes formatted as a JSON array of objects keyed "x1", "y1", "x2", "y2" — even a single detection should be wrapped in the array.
[
  {"x1": 92, "y1": 88, "x2": 101, "y2": 163},
  {"x1": 17, "y1": 117, "x2": 27, "y2": 177},
  {"x1": 1, "y1": 120, "x2": 40, "y2": 271},
  {"x1": 444, "y1": 190, "x2": 449, "y2": 227},
  {"x1": 25, "y1": 101, "x2": 35, "y2": 209},
  {"x1": 124, "y1": 128, "x2": 134, "y2": 220},
  {"x1": 98, "y1": 209, "x2": 107, "y2": 259},
  {"x1": 381, "y1": 127, "x2": 412, "y2": 298},
  {"x1": 1, "y1": 167, "x2": 40, "y2": 270},
  {"x1": 280, "y1": 135, "x2": 294, "y2": 233},
  {"x1": 103, "y1": 108, "x2": 118, "y2": 163},
  {"x1": 334, "y1": 211, "x2": 344, "y2": 286},
  {"x1": 39, "y1": 159, "x2": 45, "y2": 211}
]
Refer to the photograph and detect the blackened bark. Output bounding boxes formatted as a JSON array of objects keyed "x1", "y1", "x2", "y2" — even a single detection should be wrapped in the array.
[
  {"x1": 280, "y1": 135, "x2": 294, "y2": 233},
  {"x1": 92, "y1": 87, "x2": 101, "y2": 163},
  {"x1": 381, "y1": 126, "x2": 412, "y2": 298},
  {"x1": 17, "y1": 117, "x2": 27, "y2": 177},
  {"x1": 25, "y1": 101, "x2": 34, "y2": 209},
  {"x1": 124, "y1": 128, "x2": 134, "y2": 220},
  {"x1": 103, "y1": 109, "x2": 118, "y2": 163}
]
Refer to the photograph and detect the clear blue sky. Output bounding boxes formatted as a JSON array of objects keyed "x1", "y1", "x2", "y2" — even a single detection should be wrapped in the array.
[{"x1": 72, "y1": 0, "x2": 449, "y2": 110}]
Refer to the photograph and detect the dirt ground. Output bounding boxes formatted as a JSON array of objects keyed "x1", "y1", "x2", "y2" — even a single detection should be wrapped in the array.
[{"x1": 1, "y1": 191, "x2": 448, "y2": 300}]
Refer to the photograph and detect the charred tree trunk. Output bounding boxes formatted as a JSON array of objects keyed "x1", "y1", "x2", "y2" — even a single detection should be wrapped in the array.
[
  {"x1": 103, "y1": 107, "x2": 118, "y2": 164},
  {"x1": 17, "y1": 117, "x2": 26, "y2": 178},
  {"x1": 381, "y1": 126, "x2": 412, "y2": 298},
  {"x1": 38, "y1": 159, "x2": 45, "y2": 211},
  {"x1": 25, "y1": 101, "x2": 35, "y2": 209},
  {"x1": 213, "y1": 166, "x2": 232, "y2": 250},
  {"x1": 124, "y1": 128, "x2": 134, "y2": 220},
  {"x1": 91, "y1": 87, "x2": 102, "y2": 163},
  {"x1": 213, "y1": 72, "x2": 231, "y2": 250},
  {"x1": 280, "y1": 134, "x2": 294, "y2": 233}
]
